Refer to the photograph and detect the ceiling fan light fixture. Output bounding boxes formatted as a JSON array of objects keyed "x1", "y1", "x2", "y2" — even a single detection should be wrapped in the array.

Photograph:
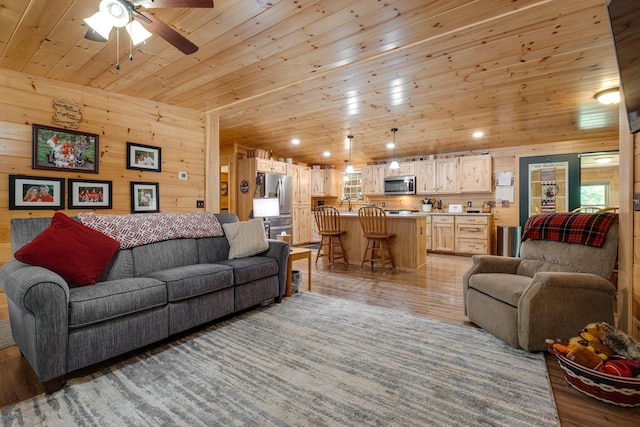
[
  {"x1": 84, "y1": 12, "x2": 114, "y2": 41},
  {"x1": 594, "y1": 87, "x2": 620, "y2": 105},
  {"x1": 126, "y1": 20, "x2": 152, "y2": 45},
  {"x1": 99, "y1": 0, "x2": 131, "y2": 28}
]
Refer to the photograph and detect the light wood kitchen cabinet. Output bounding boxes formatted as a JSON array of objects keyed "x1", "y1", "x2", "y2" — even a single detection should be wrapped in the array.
[
  {"x1": 293, "y1": 205, "x2": 312, "y2": 244},
  {"x1": 435, "y1": 158, "x2": 459, "y2": 193},
  {"x1": 431, "y1": 215, "x2": 456, "y2": 252},
  {"x1": 416, "y1": 158, "x2": 459, "y2": 194},
  {"x1": 458, "y1": 154, "x2": 492, "y2": 193},
  {"x1": 385, "y1": 161, "x2": 415, "y2": 177},
  {"x1": 361, "y1": 164, "x2": 386, "y2": 195},
  {"x1": 455, "y1": 215, "x2": 492, "y2": 254},
  {"x1": 425, "y1": 215, "x2": 432, "y2": 251},
  {"x1": 311, "y1": 168, "x2": 341, "y2": 197},
  {"x1": 289, "y1": 164, "x2": 312, "y2": 245},
  {"x1": 289, "y1": 164, "x2": 311, "y2": 203},
  {"x1": 416, "y1": 160, "x2": 436, "y2": 194},
  {"x1": 256, "y1": 158, "x2": 288, "y2": 175}
]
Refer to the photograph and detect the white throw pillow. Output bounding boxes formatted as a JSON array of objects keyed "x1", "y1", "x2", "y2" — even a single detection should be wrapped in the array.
[{"x1": 222, "y1": 219, "x2": 269, "y2": 259}]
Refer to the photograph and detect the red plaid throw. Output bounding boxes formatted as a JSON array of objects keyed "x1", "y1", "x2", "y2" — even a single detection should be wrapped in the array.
[{"x1": 522, "y1": 212, "x2": 618, "y2": 248}]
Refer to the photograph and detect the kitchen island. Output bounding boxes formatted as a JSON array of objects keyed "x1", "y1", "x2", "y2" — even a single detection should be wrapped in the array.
[
  {"x1": 334, "y1": 211, "x2": 494, "y2": 270},
  {"x1": 338, "y1": 212, "x2": 428, "y2": 269}
]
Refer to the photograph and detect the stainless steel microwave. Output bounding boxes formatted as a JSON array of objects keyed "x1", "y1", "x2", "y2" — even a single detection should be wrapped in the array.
[{"x1": 384, "y1": 175, "x2": 416, "y2": 195}]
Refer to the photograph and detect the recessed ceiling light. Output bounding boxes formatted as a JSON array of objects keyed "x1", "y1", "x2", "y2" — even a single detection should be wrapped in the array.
[
  {"x1": 291, "y1": 138, "x2": 300, "y2": 145},
  {"x1": 472, "y1": 131, "x2": 484, "y2": 138},
  {"x1": 387, "y1": 143, "x2": 395, "y2": 149},
  {"x1": 323, "y1": 151, "x2": 330, "y2": 157}
]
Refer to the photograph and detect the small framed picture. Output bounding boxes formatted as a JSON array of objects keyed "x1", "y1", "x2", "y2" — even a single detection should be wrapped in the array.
[
  {"x1": 68, "y1": 179, "x2": 113, "y2": 209},
  {"x1": 32, "y1": 124, "x2": 99, "y2": 173},
  {"x1": 9, "y1": 175, "x2": 65, "y2": 210},
  {"x1": 131, "y1": 181, "x2": 159, "y2": 213},
  {"x1": 127, "y1": 142, "x2": 161, "y2": 172}
]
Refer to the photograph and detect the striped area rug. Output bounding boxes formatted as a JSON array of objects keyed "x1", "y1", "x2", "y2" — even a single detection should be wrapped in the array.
[
  {"x1": 1, "y1": 293, "x2": 559, "y2": 426},
  {"x1": 0, "y1": 320, "x2": 15, "y2": 350}
]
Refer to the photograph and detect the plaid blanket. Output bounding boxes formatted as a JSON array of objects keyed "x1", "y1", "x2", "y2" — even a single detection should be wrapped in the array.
[
  {"x1": 522, "y1": 212, "x2": 618, "y2": 248},
  {"x1": 78, "y1": 212, "x2": 224, "y2": 249}
]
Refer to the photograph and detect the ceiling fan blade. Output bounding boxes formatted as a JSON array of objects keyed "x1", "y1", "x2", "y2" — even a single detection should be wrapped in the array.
[
  {"x1": 131, "y1": 0, "x2": 214, "y2": 8},
  {"x1": 84, "y1": 28, "x2": 108, "y2": 42},
  {"x1": 133, "y1": 10, "x2": 199, "y2": 54}
]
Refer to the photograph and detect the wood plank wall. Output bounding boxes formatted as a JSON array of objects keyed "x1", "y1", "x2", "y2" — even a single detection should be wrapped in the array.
[{"x1": 0, "y1": 69, "x2": 206, "y2": 265}]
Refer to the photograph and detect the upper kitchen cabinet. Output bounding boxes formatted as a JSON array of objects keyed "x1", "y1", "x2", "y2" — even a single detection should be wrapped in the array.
[
  {"x1": 458, "y1": 155, "x2": 492, "y2": 193},
  {"x1": 361, "y1": 164, "x2": 386, "y2": 195},
  {"x1": 416, "y1": 158, "x2": 459, "y2": 194},
  {"x1": 311, "y1": 168, "x2": 342, "y2": 197},
  {"x1": 288, "y1": 164, "x2": 311, "y2": 204},
  {"x1": 256, "y1": 158, "x2": 288, "y2": 175},
  {"x1": 384, "y1": 162, "x2": 415, "y2": 177}
]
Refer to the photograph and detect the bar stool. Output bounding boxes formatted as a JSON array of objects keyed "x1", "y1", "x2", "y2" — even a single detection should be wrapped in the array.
[
  {"x1": 358, "y1": 206, "x2": 395, "y2": 273},
  {"x1": 313, "y1": 206, "x2": 348, "y2": 266}
]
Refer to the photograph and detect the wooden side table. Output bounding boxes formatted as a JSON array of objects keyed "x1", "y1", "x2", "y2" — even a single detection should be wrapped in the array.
[{"x1": 286, "y1": 247, "x2": 312, "y2": 297}]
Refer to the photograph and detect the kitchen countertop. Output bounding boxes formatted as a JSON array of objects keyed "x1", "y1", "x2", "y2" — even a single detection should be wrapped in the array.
[{"x1": 336, "y1": 211, "x2": 492, "y2": 217}]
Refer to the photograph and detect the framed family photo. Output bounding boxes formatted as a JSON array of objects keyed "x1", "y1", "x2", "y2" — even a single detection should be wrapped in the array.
[
  {"x1": 32, "y1": 124, "x2": 99, "y2": 173},
  {"x1": 68, "y1": 179, "x2": 113, "y2": 209},
  {"x1": 9, "y1": 175, "x2": 65, "y2": 210},
  {"x1": 131, "y1": 181, "x2": 159, "y2": 213},
  {"x1": 127, "y1": 142, "x2": 161, "y2": 172}
]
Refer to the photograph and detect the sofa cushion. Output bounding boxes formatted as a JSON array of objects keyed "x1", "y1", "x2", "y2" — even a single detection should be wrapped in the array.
[
  {"x1": 14, "y1": 212, "x2": 120, "y2": 285},
  {"x1": 146, "y1": 264, "x2": 234, "y2": 302},
  {"x1": 68, "y1": 277, "x2": 166, "y2": 329},
  {"x1": 216, "y1": 256, "x2": 279, "y2": 285},
  {"x1": 467, "y1": 273, "x2": 532, "y2": 307},
  {"x1": 222, "y1": 219, "x2": 269, "y2": 259},
  {"x1": 197, "y1": 236, "x2": 231, "y2": 264},
  {"x1": 132, "y1": 239, "x2": 198, "y2": 277}
]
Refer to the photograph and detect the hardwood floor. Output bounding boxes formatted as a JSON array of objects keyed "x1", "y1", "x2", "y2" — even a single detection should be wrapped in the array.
[{"x1": 1, "y1": 253, "x2": 639, "y2": 425}]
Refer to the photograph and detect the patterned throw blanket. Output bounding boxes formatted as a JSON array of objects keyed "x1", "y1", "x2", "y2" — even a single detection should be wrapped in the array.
[
  {"x1": 522, "y1": 212, "x2": 618, "y2": 248},
  {"x1": 78, "y1": 212, "x2": 224, "y2": 249}
]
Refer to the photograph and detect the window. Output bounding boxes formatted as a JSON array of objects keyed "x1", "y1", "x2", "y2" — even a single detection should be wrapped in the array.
[
  {"x1": 580, "y1": 183, "x2": 609, "y2": 209},
  {"x1": 342, "y1": 171, "x2": 362, "y2": 200}
]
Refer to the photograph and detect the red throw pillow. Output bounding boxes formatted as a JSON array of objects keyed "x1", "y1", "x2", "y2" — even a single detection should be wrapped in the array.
[{"x1": 14, "y1": 212, "x2": 120, "y2": 285}]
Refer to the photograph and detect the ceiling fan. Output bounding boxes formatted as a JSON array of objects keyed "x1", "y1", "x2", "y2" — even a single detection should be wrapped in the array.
[{"x1": 84, "y1": 0, "x2": 214, "y2": 56}]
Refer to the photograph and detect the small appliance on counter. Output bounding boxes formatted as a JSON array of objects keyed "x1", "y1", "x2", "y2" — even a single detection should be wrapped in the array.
[{"x1": 448, "y1": 204, "x2": 463, "y2": 213}]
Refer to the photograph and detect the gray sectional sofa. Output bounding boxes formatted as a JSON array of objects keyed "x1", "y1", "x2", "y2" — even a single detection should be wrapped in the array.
[{"x1": 0, "y1": 213, "x2": 289, "y2": 393}]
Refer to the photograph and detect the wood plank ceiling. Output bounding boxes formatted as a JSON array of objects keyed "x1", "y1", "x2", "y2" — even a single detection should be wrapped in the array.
[{"x1": 0, "y1": 0, "x2": 621, "y2": 167}]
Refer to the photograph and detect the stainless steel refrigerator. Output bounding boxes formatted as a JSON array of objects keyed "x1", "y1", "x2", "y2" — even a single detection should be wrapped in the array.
[{"x1": 254, "y1": 172, "x2": 293, "y2": 239}]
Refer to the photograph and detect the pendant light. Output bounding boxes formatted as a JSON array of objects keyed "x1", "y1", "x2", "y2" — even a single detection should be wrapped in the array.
[
  {"x1": 345, "y1": 135, "x2": 355, "y2": 174},
  {"x1": 389, "y1": 128, "x2": 400, "y2": 171}
]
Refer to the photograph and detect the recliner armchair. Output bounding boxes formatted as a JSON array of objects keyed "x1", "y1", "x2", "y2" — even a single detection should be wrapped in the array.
[{"x1": 463, "y1": 213, "x2": 618, "y2": 352}]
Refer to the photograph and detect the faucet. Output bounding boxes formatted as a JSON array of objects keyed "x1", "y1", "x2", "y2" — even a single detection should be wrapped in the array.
[{"x1": 340, "y1": 196, "x2": 352, "y2": 212}]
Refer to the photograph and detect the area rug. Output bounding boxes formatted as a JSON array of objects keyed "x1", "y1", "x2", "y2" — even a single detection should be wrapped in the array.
[
  {"x1": 0, "y1": 320, "x2": 15, "y2": 350},
  {"x1": 0, "y1": 293, "x2": 559, "y2": 426}
]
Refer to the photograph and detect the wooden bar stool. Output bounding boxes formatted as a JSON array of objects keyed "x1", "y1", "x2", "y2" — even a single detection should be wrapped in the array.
[
  {"x1": 313, "y1": 206, "x2": 348, "y2": 266},
  {"x1": 358, "y1": 206, "x2": 395, "y2": 273}
]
